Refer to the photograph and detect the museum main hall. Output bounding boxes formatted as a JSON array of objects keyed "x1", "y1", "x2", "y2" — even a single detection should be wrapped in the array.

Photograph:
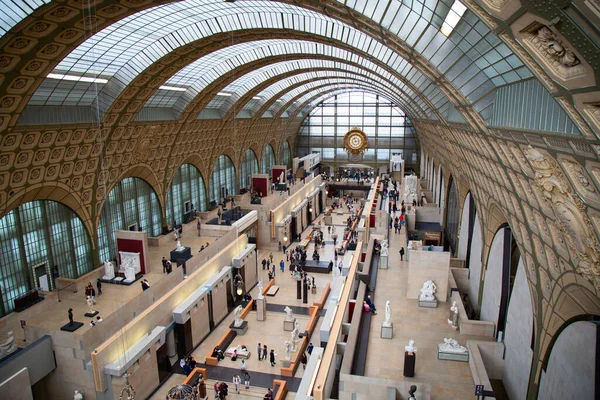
[{"x1": 0, "y1": 0, "x2": 598, "y2": 399}]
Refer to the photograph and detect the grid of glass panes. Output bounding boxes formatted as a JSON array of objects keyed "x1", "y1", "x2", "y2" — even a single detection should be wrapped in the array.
[
  {"x1": 166, "y1": 164, "x2": 208, "y2": 227},
  {"x1": 240, "y1": 149, "x2": 258, "y2": 190},
  {"x1": 261, "y1": 145, "x2": 275, "y2": 174},
  {"x1": 281, "y1": 141, "x2": 292, "y2": 168},
  {"x1": 297, "y1": 91, "x2": 419, "y2": 167},
  {"x1": 98, "y1": 177, "x2": 162, "y2": 262},
  {"x1": 209, "y1": 155, "x2": 236, "y2": 205},
  {"x1": 0, "y1": 200, "x2": 93, "y2": 316}
]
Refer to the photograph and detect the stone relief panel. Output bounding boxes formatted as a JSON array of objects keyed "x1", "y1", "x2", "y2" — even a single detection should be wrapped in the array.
[
  {"x1": 534, "y1": 210, "x2": 552, "y2": 246},
  {"x1": 558, "y1": 157, "x2": 599, "y2": 207}
]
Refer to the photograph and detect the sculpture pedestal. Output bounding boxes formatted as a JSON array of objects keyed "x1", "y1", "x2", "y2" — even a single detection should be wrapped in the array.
[
  {"x1": 282, "y1": 360, "x2": 292, "y2": 368},
  {"x1": 170, "y1": 247, "x2": 192, "y2": 263},
  {"x1": 437, "y1": 345, "x2": 469, "y2": 362},
  {"x1": 379, "y1": 254, "x2": 388, "y2": 269},
  {"x1": 419, "y1": 298, "x2": 438, "y2": 308},
  {"x1": 283, "y1": 318, "x2": 296, "y2": 331},
  {"x1": 229, "y1": 320, "x2": 248, "y2": 336},
  {"x1": 84, "y1": 311, "x2": 99, "y2": 318},
  {"x1": 60, "y1": 322, "x2": 84, "y2": 332},
  {"x1": 381, "y1": 323, "x2": 393, "y2": 339},
  {"x1": 256, "y1": 297, "x2": 266, "y2": 321},
  {"x1": 403, "y1": 352, "x2": 416, "y2": 377}
]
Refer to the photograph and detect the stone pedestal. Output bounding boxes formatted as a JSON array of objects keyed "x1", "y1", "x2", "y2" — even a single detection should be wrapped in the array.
[
  {"x1": 60, "y1": 322, "x2": 83, "y2": 332},
  {"x1": 403, "y1": 352, "x2": 416, "y2": 377},
  {"x1": 282, "y1": 360, "x2": 292, "y2": 368},
  {"x1": 379, "y1": 254, "x2": 388, "y2": 269},
  {"x1": 229, "y1": 320, "x2": 248, "y2": 336},
  {"x1": 381, "y1": 323, "x2": 393, "y2": 339},
  {"x1": 419, "y1": 298, "x2": 438, "y2": 308},
  {"x1": 283, "y1": 318, "x2": 296, "y2": 331},
  {"x1": 256, "y1": 297, "x2": 266, "y2": 321},
  {"x1": 84, "y1": 311, "x2": 99, "y2": 318}
]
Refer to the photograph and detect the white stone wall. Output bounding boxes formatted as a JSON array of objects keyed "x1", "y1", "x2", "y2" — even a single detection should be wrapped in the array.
[
  {"x1": 439, "y1": 175, "x2": 445, "y2": 225},
  {"x1": 457, "y1": 193, "x2": 471, "y2": 260},
  {"x1": 538, "y1": 321, "x2": 596, "y2": 400},
  {"x1": 480, "y1": 228, "x2": 505, "y2": 327},
  {"x1": 503, "y1": 259, "x2": 534, "y2": 400},
  {"x1": 467, "y1": 213, "x2": 483, "y2": 310}
]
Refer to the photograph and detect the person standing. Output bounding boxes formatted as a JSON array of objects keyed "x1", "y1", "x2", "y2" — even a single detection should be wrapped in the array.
[
  {"x1": 162, "y1": 257, "x2": 169, "y2": 273},
  {"x1": 197, "y1": 218, "x2": 202, "y2": 236},
  {"x1": 232, "y1": 375, "x2": 241, "y2": 394},
  {"x1": 269, "y1": 252, "x2": 274, "y2": 264},
  {"x1": 272, "y1": 263, "x2": 276, "y2": 277},
  {"x1": 244, "y1": 371, "x2": 250, "y2": 389},
  {"x1": 269, "y1": 349, "x2": 276, "y2": 366},
  {"x1": 257, "y1": 342, "x2": 262, "y2": 360},
  {"x1": 301, "y1": 351, "x2": 308, "y2": 369},
  {"x1": 307, "y1": 342, "x2": 314, "y2": 355},
  {"x1": 399, "y1": 247, "x2": 405, "y2": 261},
  {"x1": 262, "y1": 258, "x2": 267, "y2": 270},
  {"x1": 96, "y1": 279, "x2": 102, "y2": 296},
  {"x1": 279, "y1": 259, "x2": 285, "y2": 273},
  {"x1": 262, "y1": 345, "x2": 268, "y2": 362}
]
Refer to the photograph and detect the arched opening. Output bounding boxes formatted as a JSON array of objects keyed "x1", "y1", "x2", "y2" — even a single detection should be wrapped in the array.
[
  {"x1": 240, "y1": 149, "x2": 259, "y2": 190},
  {"x1": 209, "y1": 155, "x2": 236, "y2": 208},
  {"x1": 166, "y1": 164, "x2": 207, "y2": 227},
  {"x1": 98, "y1": 177, "x2": 162, "y2": 262},
  {"x1": 280, "y1": 140, "x2": 292, "y2": 169},
  {"x1": 444, "y1": 176, "x2": 460, "y2": 256},
  {"x1": 0, "y1": 200, "x2": 94, "y2": 316},
  {"x1": 261, "y1": 144, "x2": 275, "y2": 174},
  {"x1": 480, "y1": 225, "x2": 521, "y2": 339}
]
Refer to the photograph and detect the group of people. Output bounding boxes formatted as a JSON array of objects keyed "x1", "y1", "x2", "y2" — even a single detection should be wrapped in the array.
[
  {"x1": 180, "y1": 355, "x2": 197, "y2": 375},
  {"x1": 161, "y1": 256, "x2": 173, "y2": 274},
  {"x1": 256, "y1": 342, "x2": 277, "y2": 366}
]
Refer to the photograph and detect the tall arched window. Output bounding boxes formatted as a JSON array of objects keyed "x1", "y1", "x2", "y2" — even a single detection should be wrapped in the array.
[
  {"x1": 210, "y1": 155, "x2": 236, "y2": 206},
  {"x1": 166, "y1": 164, "x2": 207, "y2": 226},
  {"x1": 240, "y1": 149, "x2": 258, "y2": 190},
  {"x1": 444, "y1": 176, "x2": 460, "y2": 255},
  {"x1": 261, "y1": 144, "x2": 275, "y2": 174},
  {"x1": 98, "y1": 177, "x2": 162, "y2": 262},
  {"x1": 280, "y1": 141, "x2": 292, "y2": 168},
  {"x1": 0, "y1": 200, "x2": 93, "y2": 316}
]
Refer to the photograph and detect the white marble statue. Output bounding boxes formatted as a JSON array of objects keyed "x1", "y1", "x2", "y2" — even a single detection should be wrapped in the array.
[
  {"x1": 403, "y1": 174, "x2": 418, "y2": 204},
  {"x1": 0, "y1": 331, "x2": 17, "y2": 358},
  {"x1": 102, "y1": 260, "x2": 115, "y2": 280},
  {"x1": 439, "y1": 338, "x2": 468, "y2": 354},
  {"x1": 123, "y1": 263, "x2": 135, "y2": 282},
  {"x1": 405, "y1": 339, "x2": 417, "y2": 353},
  {"x1": 74, "y1": 390, "x2": 83, "y2": 400},
  {"x1": 284, "y1": 340, "x2": 292, "y2": 361},
  {"x1": 86, "y1": 296, "x2": 95, "y2": 314},
  {"x1": 419, "y1": 280, "x2": 437, "y2": 302},
  {"x1": 290, "y1": 322, "x2": 301, "y2": 351},
  {"x1": 380, "y1": 240, "x2": 389, "y2": 257},
  {"x1": 233, "y1": 305, "x2": 244, "y2": 328},
  {"x1": 448, "y1": 301, "x2": 458, "y2": 325},
  {"x1": 257, "y1": 280, "x2": 264, "y2": 299},
  {"x1": 284, "y1": 306, "x2": 294, "y2": 321},
  {"x1": 279, "y1": 171, "x2": 284, "y2": 184},
  {"x1": 176, "y1": 240, "x2": 184, "y2": 251},
  {"x1": 383, "y1": 300, "x2": 392, "y2": 327},
  {"x1": 119, "y1": 251, "x2": 141, "y2": 281}
]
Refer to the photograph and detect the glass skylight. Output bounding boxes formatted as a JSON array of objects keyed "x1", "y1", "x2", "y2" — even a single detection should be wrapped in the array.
[{"x1": 441, "y1": 0, "x2": 466, "y2": 36}]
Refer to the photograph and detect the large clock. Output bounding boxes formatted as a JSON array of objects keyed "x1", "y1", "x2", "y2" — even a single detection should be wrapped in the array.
[{"x1": 343, "y1": 127, "x2": 369, "y2": 156}]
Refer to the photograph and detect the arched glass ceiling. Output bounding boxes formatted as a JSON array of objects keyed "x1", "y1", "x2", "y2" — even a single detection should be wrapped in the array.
[
  {"x1": 202, "y1": 66, "x2": 431, "y2": 118},
  {"x1": 23, "y1": 0, "x2": 532, "y2": 123},
  {"x1": 139, "y1": 40, "x2": 447, "y2": 119},
  {"x1": 0, "y1": 0, "x2": 51, "y2": 37}
]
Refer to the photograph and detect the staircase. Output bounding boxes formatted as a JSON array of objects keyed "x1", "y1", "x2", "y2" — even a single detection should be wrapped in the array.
[{"x1": 205, "y1": 378, "x2": 269, "y2": 399}]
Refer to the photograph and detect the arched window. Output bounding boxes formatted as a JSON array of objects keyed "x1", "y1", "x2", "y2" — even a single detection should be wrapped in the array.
[
  {"x1": 444, "y1": 176, "x2": 460, "y2": 255},
  {"x1": 210, "y1": 155, "x2": 236, "y2": 206},
  {"x1": 0, "y1": 200, "x2": 93, "y2": 316},
  {"x1": 280, "y1": 141, "x2": 292, "y2": 168},
  {"x1": 166, "y1": 164, "x2": 207, "y2": 226},
  {"x1": 261, "y1": 144, "x2": 275, "y2": 174},
  {"x1": 240, "y1": 149, "x2": 258, "y2": 190},
  {"x1": 98, "y1": 177, "x2": 162, "y2": 262}
]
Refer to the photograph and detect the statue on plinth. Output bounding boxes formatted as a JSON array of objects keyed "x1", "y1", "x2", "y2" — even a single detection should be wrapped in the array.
[
  {"x1": 408, "y1": 385, "x2": 417, "y2": 400},
  {"x1": 380, "y1": 240, "x2": 389, "y2": 257},
  {"x1": 74, "y1": 390, "x2": 83, "y2": 400},
  {"x1": 290, "y1": 322, "x2": 301, "y2": 351},
  {"x1": 284, "y1": 341, "x2": 292, "y2": 360},
  {"x1": 233, "y1": 305, "x2": 244, "y2": 328},
  {"x1": 439, "y1": 338, "x2": 468, "y2": 354},
  {"x1": 0, "y1": 331, "x2": 17, "y2": 358},
  {"x1": 405, "y1": 339, "x2": 417, "y2": 353},
  {"x1": 86, "y1": 296, "x2": 95, "y2": 314},
  {"x1": 176, "y1": 240, "x2": 184, "y2": 251},
  {"x1": 419, "y1": 280, "x2": 437, "y2": 302},
  {"x1": 284, "y1": 306, "x2": 294, "y2": 322},
  {"x1": 102, "y1": 260, "x2": 115, "y2": 280},
  {"x1": 383, "y1": 301, "x2": 392, "y2": 327},
  {"x1": 68, "y1": 308, "x2": 74, "y2": 325},
  {"x1": 257, "y1": 280, "x2": 264, "y2": 299},
  {"x1": 448, "y1": 301, "x2": 459, "y2": 329}
]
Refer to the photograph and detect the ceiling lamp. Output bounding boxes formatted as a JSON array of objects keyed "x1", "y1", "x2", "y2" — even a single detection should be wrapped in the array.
[{"x1": 343, "y1": 127, "x2": 369, "y2": 156}]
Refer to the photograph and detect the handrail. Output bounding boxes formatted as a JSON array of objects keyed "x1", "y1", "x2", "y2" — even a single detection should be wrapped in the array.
[{"x1": 57, "y1": 281, "x2": 78, "y2": 302}]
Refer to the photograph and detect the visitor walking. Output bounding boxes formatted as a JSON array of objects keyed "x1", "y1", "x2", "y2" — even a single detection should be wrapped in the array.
[
  {"x1": 262, "y1": 345, "x2": 268, "y2": 361},
  {"x1": 244, "y1": 371, "x2": 250, "y2": 389},
  {"x1": 269, "y1": 349, "x2": 276, "y2": 366},
  {"x1": 307, "y1": 342, "x2": 314, "y2": 355},
  {"x1": 280, "y1": 259, "x2": 285, "y2": 273},
  {"x1": 96, "y1": 279, "x2": 102, "y2": 296},
  {"x1": 301, "y1": 351, "x2": 307, "y2": 369},
  {"x1": 400, "y1": 247, "x2": 405, "y2": 261},
  {"x1": 197, "y1": 218, "x2": 202, "y2": 236},
  {"x1": 232, "y1": 375, "x2": 241, "y2": 394},
  {"x1": 257, "y1": 343, "x2": 262, "y2": 360},
  {"x1": 269, "y1": 252, "x2": 274, "y2": 263}
]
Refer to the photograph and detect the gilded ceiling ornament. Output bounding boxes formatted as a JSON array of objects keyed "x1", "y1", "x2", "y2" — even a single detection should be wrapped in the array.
[
  {"x1": 525, "y1": 146, "x2": 600, "y2": 290},
  {"x1": 343, "y1": 127, "x2": 369, "y2": 156}
]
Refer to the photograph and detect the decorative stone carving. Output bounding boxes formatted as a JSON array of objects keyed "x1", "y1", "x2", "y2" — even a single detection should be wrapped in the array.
[
  {"x1": 119, "y1": 251, "x2": 140, "y2": 282},
  {"x1": 233, "y1": 305, "x2": 244, "y2": 328},
  {"x1": 404, "y1": 174, "x2": 418, "y2": 204},
  {"x1": 561, "y1": 160, "x2": 597, "y2": 199},
  {"x1": 525, "y1": 146, "x2": 600, "y2": 290},
  {"x1": 546, "y1": 246, "x2": 561, "y2": 279},
  {"x1": 284, "y1": 306, "x2": 294, "y2": 321},
  {"x1": 103, "y1": 260, "x2": 115, "y2": 280},
  {"x1": 383, "y1": 300, "x2": 392, "y2": 327},
  {"x1": 0, "y1": 331, "x2": 17, "y2": 358},
  {"x1": 419, "y1": 280, "x2": 436, "y2": 302},
  {"x1": 438, "y1": 338, "x2": 468, "y2": 354},
  {"x1": 405, "y1": 339, "x2": 417, "y2": 353}
]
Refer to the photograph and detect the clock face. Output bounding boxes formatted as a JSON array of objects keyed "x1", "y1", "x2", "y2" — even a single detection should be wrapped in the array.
[{"x1": 343, "y1": 128, "x2": 368, "y2": 155}]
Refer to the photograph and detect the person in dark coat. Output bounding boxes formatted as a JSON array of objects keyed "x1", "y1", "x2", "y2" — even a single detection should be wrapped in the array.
[
  {"x1": 269, "y1": 349, "x2": 276, "y2": 366},
  {"x1": 399, "y1": 247, "x2": 405, "y2": 261}
]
